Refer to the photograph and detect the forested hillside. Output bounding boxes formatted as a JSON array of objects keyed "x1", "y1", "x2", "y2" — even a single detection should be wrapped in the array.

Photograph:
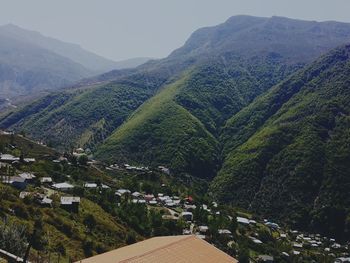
[
  {"x1": 212, "y1": 45, "x2": 350, "y2": 240},
  {"x1": 3, "y1": 16, "x2": 350, "y2": 177},
  {"x1": 1, "y1": 14, "x2": 350, "y2": 245}
]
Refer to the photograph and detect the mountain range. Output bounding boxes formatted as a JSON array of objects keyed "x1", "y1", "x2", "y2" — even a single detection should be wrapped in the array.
[
  {"x1": 1, "y1": 15, "x2": 350, "y2": 238},
  {"x1": 0, "y1": 24, "x2": 150, "y2": 106}
]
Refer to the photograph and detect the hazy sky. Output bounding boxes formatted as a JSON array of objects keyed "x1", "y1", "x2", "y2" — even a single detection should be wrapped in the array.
[{"x1": 0, "y1": 0, "x2": 350, "y2": 61}]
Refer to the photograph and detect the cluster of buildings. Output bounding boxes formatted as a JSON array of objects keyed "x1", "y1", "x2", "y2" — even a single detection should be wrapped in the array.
[
  {"x1": 105, "y1": 163, "x2": 170, "y2": 175},
  {"x1": 116, "y1": 188, "x2": 192, "y2": 213},
  {"x1": 0, "y1": 153, "x2": 35, "y2": 164}
]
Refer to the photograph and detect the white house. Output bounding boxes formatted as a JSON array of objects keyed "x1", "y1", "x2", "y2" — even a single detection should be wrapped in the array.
[
  {"x1": 237, "y1": 216, "x2": 250, "y2": 225},
  {"x1": 181, "y1": 211, "x2": 193, "y2": 221},
  {"x1": 52, "y1": 182, "x2": 74, "y2": 191},
  {"x1": 115, "y1": 189, "x2": 131, "y2": 196},
  {"x1": 40, "y1": 177, "x2": 53, "y2": 184},
  {"x1": 84, "y1": 183, "x2": 98, "y2": 188},
  {"x1": 19, "y1": 173, "x2": 36, "y2": 181}
]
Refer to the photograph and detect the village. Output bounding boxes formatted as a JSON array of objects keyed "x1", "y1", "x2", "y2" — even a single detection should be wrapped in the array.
[{"x1": 0, "y1": 132, "x2": 350, "y2": 262}]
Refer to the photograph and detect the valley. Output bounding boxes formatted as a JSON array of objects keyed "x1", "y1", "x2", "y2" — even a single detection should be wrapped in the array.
[
  {"x1": 0, "y1": 132, "x2": 348, "y2": 262},
  {"x1": 1, "y1": 12, "x2": 350, "y2": 263}
]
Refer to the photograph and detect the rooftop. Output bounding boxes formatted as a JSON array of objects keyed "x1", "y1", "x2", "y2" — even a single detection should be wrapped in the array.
[{"x1": 75, "y1": 235, "x2": 237, "y2": 263}]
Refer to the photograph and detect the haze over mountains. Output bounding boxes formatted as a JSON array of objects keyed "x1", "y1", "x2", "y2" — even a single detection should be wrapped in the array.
[
  {"x1": 0, "y1": 24, "x2": 150, "y2": 107},
  {"x1": 2, "y1": 15, "x2": 350, "y2": 238}
]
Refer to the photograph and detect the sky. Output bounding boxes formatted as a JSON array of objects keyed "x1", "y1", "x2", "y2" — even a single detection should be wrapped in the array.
[{"x1": 0, "y1": 0, "x2": 349, "y2": 61}]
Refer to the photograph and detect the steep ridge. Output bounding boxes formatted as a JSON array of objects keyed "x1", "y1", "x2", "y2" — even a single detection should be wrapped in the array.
[{"x1": 211, "y1": 45, "x2": 350, "y2": 240}]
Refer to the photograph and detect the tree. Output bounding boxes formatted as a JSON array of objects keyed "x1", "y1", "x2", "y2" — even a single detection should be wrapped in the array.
[
  {"x1": 126, "y1": 232, "x2": 136, "y2": 244},
  {"x1": 78, "y1": 155, "x2": 89, "y2": 166},
  {"x1": 84, "y1": 214, "x2": 97, "y2": 232},
  {"x1": 83, "y1": 239, "x2": 94, "y2": 257},
  {"x1": 238, "y1": 245, "x2": 250, "y2": 263},
  {"x1": 0, "y1": 218, "x2": 27, "y2": 258}
]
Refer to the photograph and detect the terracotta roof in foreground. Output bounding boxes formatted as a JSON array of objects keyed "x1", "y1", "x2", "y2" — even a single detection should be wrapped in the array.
[{"x1": 76, "y1": 235, "x2": 237, "y2": 263}]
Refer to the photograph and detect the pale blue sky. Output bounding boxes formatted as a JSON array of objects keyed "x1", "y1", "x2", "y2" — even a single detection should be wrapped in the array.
[{"x1": 0, "y1": 0, "x2": 349, "y2": 61}]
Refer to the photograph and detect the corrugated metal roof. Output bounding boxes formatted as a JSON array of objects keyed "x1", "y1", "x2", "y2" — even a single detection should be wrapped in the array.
[{"x1": 76, "y1": 235, "x2": 237, "y2": 263}]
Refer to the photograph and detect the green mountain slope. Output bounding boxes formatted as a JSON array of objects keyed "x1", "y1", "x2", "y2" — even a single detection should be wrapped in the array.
[
  {"x1": 2, "y1": 16, "x2": 350, "y2": 178},
  {"x1": 95, "y1": 73, "x2": 219, "y2": 178},
  {"x1": 211, "y1": 45, "x2": 350, "y2": 240},
  {"x1": 0, "y1": 83, "x2": 152, "y2": 150}
]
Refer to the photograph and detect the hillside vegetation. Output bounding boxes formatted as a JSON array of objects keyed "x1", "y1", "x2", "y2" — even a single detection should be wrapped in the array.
[
  {"x1": 3, "y1": 16, "x2": 350, "y2": 177},
  {"x1": 211, "y1": 45, "x2": 350, "y2": 240},
  {"x1": 2, "y1": 16, "x2": 350, "y2": 241},
  {"x1": 95, "y1": 73, "x2": 219, "y2": 178}
]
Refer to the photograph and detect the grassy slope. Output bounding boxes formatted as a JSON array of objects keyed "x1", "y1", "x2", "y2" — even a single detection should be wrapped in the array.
[
  {"x1": 0, "y1": 134, "x2": 141, "y2": 261},
  {"x1": 0, "y1": 133, "x2": 57, "y2": 158},
  {"x1": 0, "y1": 83, "x2": 152, "y2": 150},
  {"x1": 211, "y1": 45, "x2": 350, "y2": 240},
  {"x1": 175, "y1": 57, "x2": 300, "y2": 134},
  {"x1": 95, "y1": 72, "x2": 219, "y2": 178},
  {"x1": 0, "y1": 184, "x2": 132, "y2": 262}
]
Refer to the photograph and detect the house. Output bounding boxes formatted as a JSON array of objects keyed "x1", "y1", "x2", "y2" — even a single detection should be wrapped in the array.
[
  {"x1": 144, "y1": 194, "x2": 155, "y2": 201},
  {"x1": 335, "y1": 258, "x2": 350, "y2": 263},
  {"x1": 218, "y1": 229, "x2": 232, "y2": 236},
  {"x1": 257, "y1": 255, "x2": 274, "y2": 263},
  {"x1": 76, "y1": 148, "x2": 85, "y2": 154},
  {"x1": 23, "y1": 158, "x2": 36, "y2": 163},
  {"x1": 201, "y1": 204, "x2": 210, "y2": 212},
  {"x1": 148, "y1": 200, "x2": 157, "y2": 205},
  {"x1": 115, "y1": 189, "x2": 131, "y2": 197},
  {"x1": 158, "y1": 166, "x2": 170, "y2": 174},
  {"x1": 2, "y1": 176, "x2": 27, "y2": 189},
  {"x1": 293, "y1": 242, "x2": 303, "y2": 248},
  {"x1": 132, "y1": 199, "x2": 146, "y2": 204},
  {"x1": 40, "y1": 196, "x2": 53, "y2": 206},
  {"x1": 237, "y1": 216, "x2": 250, "y2": 225},
  {"x1": 0, "y1": 154, "x2": 19, "y2": 163},
  {"x1": 183, "y1": 229, "x2": 191, "y2": 235},
  {"x1": 265, "y1": 222, "x2": 279, "y2": 229},
  {"x1": 19, "y1": 172, "x2": 36, "y2": 182},
  {"x1": 332, "y1": 243, "x2": 341, "y2": 249},
  {"x1": 73, "y1": 148, "x2": 85, "y2": 157},
  {"x1": 165, "y1": 200, "x2": 176, "y2": 207},
  {"x1": 131, "y1": 191, "x2": 142, "y2": 198},
  {"x1": 40, "y1": 177, "x2": 53, "y2": 184},
  {"x1": 52, "y1": 182, "x2": 74, "y2": 191},
  {"x1": 253, "y1": 239, "x2": 263, "y2": 244},
  {"x1": 184, "y1": 204, "x2": 197, "y2": 211},
  {"x1": 61, "y1": 196, "x2": 80, "y2": 212},
  {"x1": 198, "y1": 225, "x2": 209, "y2": 234},
  {"x1": 181, "y1": 211, "x2": 193, "y2": 221},
  {"x1": 19, "y1": 191, "x2": 31, "y2": 199},
  {"x1": 84, "y1": 183, "x2": 98, "y2": 189},
  {"x1": 75, "y1": 235, "x2": 237, "y2": 263}
]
